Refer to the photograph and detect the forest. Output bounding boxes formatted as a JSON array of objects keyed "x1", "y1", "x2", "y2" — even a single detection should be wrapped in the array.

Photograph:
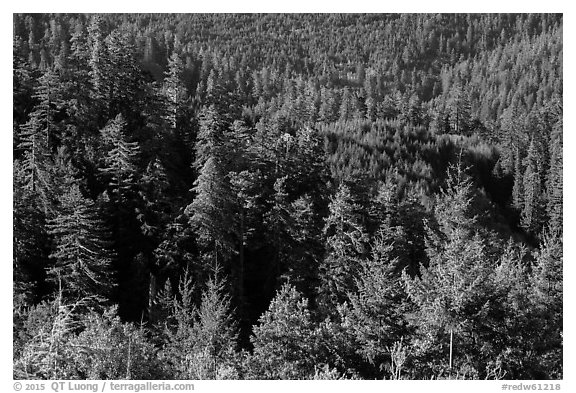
[{"x1": 12, "y1": 13, "x2": 562, "y2": 380}]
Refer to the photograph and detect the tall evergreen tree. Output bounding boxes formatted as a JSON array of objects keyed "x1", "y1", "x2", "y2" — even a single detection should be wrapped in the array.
[
  {"x1": 87, "y1": 15, "x2": 107, "y2": 102},
  {"x1": 528, "y1": 232, "x2": 562, "y2": 378},
  {"x1": 340, "y1": 229, "x2": 409, "y2": 376},
  {"x1": 521, "y1": 138, "x2": 544, "y2": 236},
  {"x1": 403, "y1": 168, "x2": 501, "y2": 378},
  {"x1": 186, "y1": 156, "x2": 236, "y2": 269},
  {"x1": 47, "y1": 184, "x2": 115, "y2": 298},
  {"x1": 164, "y1": 52, "x2": 189, "y2": 133},
  {"x1": 17, "y1": 68, "x2": 65, "y2": 201},
  {"x1": 249, "y1": 284, "x2": 321, "y2": 379},
  {"x1": 546, "y1": 122, "x2": 562, "y2": 234},
  {"x1": 193, "y1": 105, "x2": 229, "y2": 171},
  {"x1": 17, "y1": 116, "x2": 49, "y2": 196},
  {"x1": 318, "y1": 184, "x2": 368, "y2": 312},
  {"x1": 161, "y1": 269, "x2": 239, "y2": 379},
  {"x1": 99, "y1": 114, "x2": 140, "y2": 203},
  {"x1": 447, "y1": 82, "x2": 472, "y2": 135}
]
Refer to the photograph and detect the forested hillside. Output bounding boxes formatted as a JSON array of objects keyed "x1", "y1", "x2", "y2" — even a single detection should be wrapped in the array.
[{"x1": 13, "y1": 13, "x2": 562, "y2": 380}]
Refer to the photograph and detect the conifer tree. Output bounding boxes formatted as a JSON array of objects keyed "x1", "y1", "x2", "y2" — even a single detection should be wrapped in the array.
[
  {"x1": 512, "y1": 146, "x2": 524, "y2": 211},
  {"x1": 263, "y1": 176, "x2": 293, "y2": 281},
  {"x1": 87, "y1": 15, "x2": 107, "y2": 101},
  {"x1": 339, "y1": 87, "x2": 356, "y2": 121},
  {"x1": 161, "y1": 269, "x2": 239, "y2": 379},
  {"x1": 31, "y1": 69, "x2": 64, "y2": 150},
  {"x1": 403, "y1": 167, "x2": 500, "y2": 378},
  {"x1": 318, "y1": 87, "x2": 337, "y2": 123},
  {"x1": 341, "y1": 229, "x2": 408, "y2": 375},
  {"x1": 104, "y1": 31, "x2": 145, "y2": 122},
  {"x1": 13, "y1": 160, "x2": 50, "y2": 305},
  {"x1": 285, "y1": 194, "x2": 323, "y2": 300},
  {"x1": 17, "y1": 68, "x2": 65, "y2": 199},
  {"x1": 99, "y1": 114, "x2": 140, "y2": 203},
  {"x1": 318, "y1": 184, "x2": 368, "y2": 312},
  {"x1": 546, "y1": 122, "x2": 562, "y2": 234},
  {"x1": 447, "y1": 82, "x2": 472, "y2": 135},
  {"x1": 69, "y1": 22, "x2": 88, "y2": 75},
  {"x1": 47, "y1": 184, "x2": 115, "y2": 298},
  {"x1": 249, "y1": 284, "x2": 320, "y2": 379},
  {"x1": 521, "y1": 138, "x2": 544, "y2": 235},
  {"x1": 137, "y1": 157, "x2": 171, "y2": 238},
  {"x1": 527, "y1": 231, "x2": 562, "y2": 378},
  {"x1": 186, "y1": 156, "x2": 236, "y2": 268},
  {"x1": 164, "y1": 52, "x2": 189, "y2": 132},
  {"x1": 193, "y1": 105, "x2": 228, "y2": 171},
  {"x1": 17, "y1": 116, "x2": 49, "y2": 195},
  {"x1": 189, "y1": 274, "x2": 239, "y2": 379}
]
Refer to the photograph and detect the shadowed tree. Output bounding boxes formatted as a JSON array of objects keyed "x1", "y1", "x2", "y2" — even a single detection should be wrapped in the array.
[
  {"x1": 186, "y1": 156, "x2": 236, "y2": 270},
  {"x1": 318, "y1": 184, "x2": 369, "y2": 313},
  {"x1": 47, "y1": 184, "x2": 115, "y2": 298},
  {"x1": 403, "y1": 167, "x2": 501, "y2": 379}
]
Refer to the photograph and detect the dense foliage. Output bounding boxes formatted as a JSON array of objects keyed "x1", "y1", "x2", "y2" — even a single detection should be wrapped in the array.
[{"x1": 13, "y1": 13, "x2": 562, "y2": 380}]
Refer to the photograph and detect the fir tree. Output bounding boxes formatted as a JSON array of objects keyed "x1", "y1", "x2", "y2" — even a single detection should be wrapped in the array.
[
  {"x1": 341, "y1": 229, "x2": 408, "y2": 376},
  {"x1": 186, "y1": 156, "x2": 236, "y2": 268},
  {"x1": 403, "y1": 168, "x2": 500, "y2": 378},
  {"x1": 99, "y1": 114, "x2": 140, "y2": 203},
  {"x1": 521, "y1": 138, "x2": 544, "y2": 236},
  {"x1": 164, "y1": 52, "x2": 189, "y2": 133},
  {"x1": 87, "y1": 15, "x2": 107, "y2": 102},
  {"x1": 193, "y1": 105, "x2": 228, "y2": 171},
  {"x1": 546, "y1": 122, "x2": 562, "y2": 234},
  {"x1": 47, "y1": 184, "x2": 115, "y2": 298},
  {"x1": 318, "y1": 184, "x2": 368, "y2": 312},
  {"x1": 249, "y1": 284, "x2": 320, "y2": 379}
]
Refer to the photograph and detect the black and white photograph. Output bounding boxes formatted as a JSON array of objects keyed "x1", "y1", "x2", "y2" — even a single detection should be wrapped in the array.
[{"x1": 10, "y1": 7, "x2": 565, "y2": 388}]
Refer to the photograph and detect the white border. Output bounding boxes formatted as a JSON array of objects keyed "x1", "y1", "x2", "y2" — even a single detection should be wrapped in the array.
[{"x1": 3, "y1": 4, "x2": 573, "y2": 392}]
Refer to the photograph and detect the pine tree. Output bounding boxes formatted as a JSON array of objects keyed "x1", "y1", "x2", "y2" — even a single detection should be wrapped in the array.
[
  {"x1": 341, "y1": 229, "x2": 408, "y2": 375},
  {"x1": 447, "y1": 83, "x2": 472, "y2": 135},
  {"x1": 521, "y1": 138, "x2": 544, "y2": 235},
  {"x1": 13, "y1": 160, "x2": 50, "y2": 305},
  {"x1": 512, "y1": 146, "x2": 524, "y2": 210},
  {"x1": 69, "y1": 307, "x2": 163, "y2": 379},
  {"x1": 186, "y1": 156, "x2": 235, "y2": 268},
  {"x1": 546, "y1": 122, "x2": 562, "y2": 234},
  {"x1": 528, "y1": 231, "x2": 562, "y2": 378},
  {"x1": 69, "y1": 22, "x2": 88, "y2": 75},
  {"x1": 17, "y1": 116, "x2": 49, "y2": 195},
  {"x1": 137, "y1": 157, "x2": 171, "y2": 238},
  {"x1": 193, "y1": 105, "x2": 228, "y2": 171},
  {"x1": 263, "y1": 176, "x2": 294, "y2": 282},
  {"x1": 293, "y1": 125, "x2": 329, "y2": 194},
  {"x1": 17, "y1": 68, "x2": 65, "y2": 199},
  {"x1": 339, "y1": 87, "x2": 356, "y2": 121},
  {"x1": 99, "y1": 114, "x2": 140, "y2": 203},
  {"x1": 368, "y1": 180, "x2": 410, "y2": 270},
  {"x1": 164, "y1": 52, "x2": 189, "y2": 132},
  {"x1": 249, "y1": 284, "x2": 320, "y2": 379},
  {"x1": 318, "y1": 87, "x2": 337, "y2": 123},
  {"x1": 318, "y1": 184, "x2": 368, "y2": 312},
  {"x1": 104, "y1": 30, "x2": 146, "y2": 122},
  {"x1": 31, "y1": 69, "x2": 64, "y2": 149},
  {"x1": 87, "y1": 15, "x2": 107, "y2": 101},
  {"x1": 47, "y1": 184, "x2": 115, "y2": 298},
  {"x1": 403, "y1": 168, "x2": 500, "y2": 378},
  {"x1": 189, "y1": 274, "x2": 239, "y2": 379},
  {"x1": 161, "y1": 269, "x2": 239, "y2": 379},
  {"x1": 285, "y1": 194, "x2": 323, "y2": 300}
]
